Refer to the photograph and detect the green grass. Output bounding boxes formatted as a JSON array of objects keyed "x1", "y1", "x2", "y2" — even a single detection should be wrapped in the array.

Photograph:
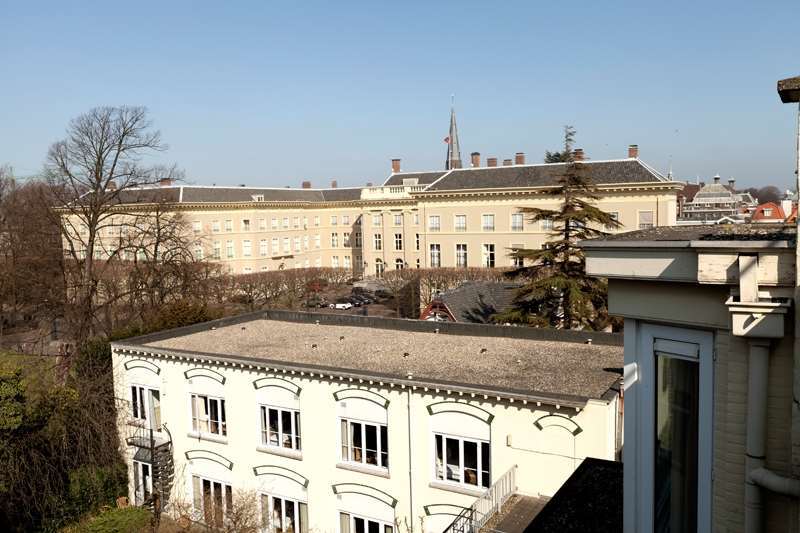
[
  {"x1": 0, "y1": 350, "x2": 59, "y2": 394},
  {"x1": 63, "y1": 506, "x2": 151, "y2": 533}
]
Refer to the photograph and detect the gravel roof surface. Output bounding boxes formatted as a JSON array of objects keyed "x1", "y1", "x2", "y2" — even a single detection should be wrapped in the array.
[
  {"x1": 141, "y1": 319, "x2": 622, "y2": 402},
  {"x1": 583, "y1": 223, "x2": 796, "y2": 244}
]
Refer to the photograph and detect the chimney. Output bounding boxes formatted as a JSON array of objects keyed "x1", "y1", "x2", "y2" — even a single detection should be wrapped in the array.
[
  {"x1": 514, "y1": 152, "x2": 525, "y2": 165},
  {"x1": 470, "y1": 152, "x2": 481, "y2": 168},
  {"x1": 487, "y1": 157, "x2": 498, "y2": 167},
  {"x1": 573, "y1": 148, "x2": 585, "y2": 161},
  {"x1": 728, "y1": 178, "x2": 736, "y2": 190},
  {"x1": 503, "y1": 158, "x2": 513, "y2": 166},
  {"x1": 366, "y1": 182, "x2": 373, "y2": 187},
  {"x1": 628, "y1": 144, "x2": 639, "y2": 159},
  {"x1": 159, "y1": 178, "x2": 173, "y2": 187},
  {"x1": 301, "y1": 180, "x2": 312, "y2": 189},
  {"x1": 331, "y1": 180, "x2": 338, "y2": 189},
  {"x1": 391, "y1": 158, "x2": 401, "y2": 173},
  {"x1": 713, "y1": 174, "x2": 721, "y2": 184}
]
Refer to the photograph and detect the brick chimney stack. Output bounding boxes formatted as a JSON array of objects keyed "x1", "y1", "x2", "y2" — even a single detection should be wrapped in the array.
[
  {"x1": 503, "y1": 158, "x2": 513, "y2": 166},
  {"x1": 628, "y1": 144, "x2": 639, "y2": 159},
  {"x1": 301, "y1": 180, "x2": 312, "y2": 189},
  {"x1": 514, "y1": 152, "x2": 525, "y2": 165},
  {"x1": 391, "y1": 158, "x2": 401, "y2": 173},
  {"x1": 331, "y1": 180, "x2": 338, "y2": 189},
  {"x1": 573, "y1": 148, "x2": 585, "y2": 161},
  {"x1": 487, "y1": 157, "x2": 498, "y2": 167},
  {"x1": 470, "y1": 152, "x2": 481, "y2": 168}
]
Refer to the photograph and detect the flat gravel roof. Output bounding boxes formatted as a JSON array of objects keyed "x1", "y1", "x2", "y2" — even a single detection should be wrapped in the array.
[{"x1": 135, "y1": 318, "x2": 622, "y2": 404}]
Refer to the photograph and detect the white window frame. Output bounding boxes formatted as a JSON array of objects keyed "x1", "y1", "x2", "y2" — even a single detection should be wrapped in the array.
[
  {"x1": 133, "y1": 460, "x2": 152, "y2": 506},
  {"x1": 271, "y1": 237, "x2": 279, "y2": 255},
  {"x1": 262, "y1": 493, "x2": 308, "y2": 533},
  {"x1": 373, "y1": 234, "x2": 382, "y2": 251},
  {"x1": 511, "y1": 213, "x2": 524, "y2": 232},
  {"x1": 344, "y1": 256, "x2": 351, "y2": 269},
  {"x1": 260, "y1": 405, "x2": 301, "y2": 451},
  {"x1": 242, "y1": 219, "x2": 251, "y2": 231},
  {"x1": 372, "y1": 214, "x2": 382, "y2": 227},
  {"x1": 192, "y1": 221, "x2": 202, "y2": 234},
  {"x1": 212, "y1": 241, "x2": 221, "y2": 260},
  {"x1": 192, "y1": 475, "x2": 232, "y2": 526},
  {"x1": 433, "y1": 432, "x2": 491, "y2": 489},
  {"x1": 339, "y1": 512, "x2": 394, "y2": 533},
  {"x1": 430, "y1": 243, "x2": 441, "y2": 268},
  {"x1": 394, "y1": 233, "x2": 403, "y2": 251},
  {"x1": 481, "y1": 214, "x2": 495, "y2": 232},
  {"x1": 271, "y1": 217, "x2": 278, "y2": 230},
  {"x1": 331, "y1": 233, "x2": 339, "y2": 247},
  {"x1": 482, "y1": 243, "x2": 495, "y2": 268},
  {"x1": 455, "y1": 243, "x2": 467, "y2": 268},
  {"x1": 454, "y1": 214, "x2": 467, "y2": 232},
  {"x1": 541, "y1": 218, "x2": 554, "y2": 231},
  {"x1": 340, "y1": 418, "x2": 389, "y2": 470},
  {"x1": 224, "y1": 220, "x2": 233, "y2": 232},
  {"x1": 260, "y1": 239, "x2": 269, "y2": 256},
  {"x1": 242, "y1": 239, "x2": 252, "y2": 257},
  {"x1": 627, "y1": 322, "x2": 713, "y2": 533},
  {"x1": 393, "y1": 214, "x2": 402, "y2": 226},
  {"x1": 131, "y1": 385, "x2": 162, "y2": 430},
  {"x1": 190, "y1": 394, "x2": 227, "y2": 438},
  {"x1": 332, "y1": 256, "x2": 339, "y2": 268},
  {"x1": 331, "y1": 215, "x2": 338, "y2": 226},
  {"x1": 428, "y1": 215, "x2": 441, "y2": 232},
  {"x1": 638, "y1": 210, "x2": 654, "y2": 230}
]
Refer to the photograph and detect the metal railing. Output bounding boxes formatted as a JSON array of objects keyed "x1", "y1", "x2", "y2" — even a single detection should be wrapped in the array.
[{"x1": 443, "y1": 464, "x2": 518, "y2": 533}]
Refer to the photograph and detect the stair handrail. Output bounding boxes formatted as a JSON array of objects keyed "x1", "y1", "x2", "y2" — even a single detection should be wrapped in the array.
[{"x1": 442, "y1": 464, "x2": 518, "y2": 533}]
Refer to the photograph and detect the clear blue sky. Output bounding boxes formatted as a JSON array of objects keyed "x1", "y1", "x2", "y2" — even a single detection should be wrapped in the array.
[{"x1": 2, "y1": 0, "x2": 798, "y2": 189}]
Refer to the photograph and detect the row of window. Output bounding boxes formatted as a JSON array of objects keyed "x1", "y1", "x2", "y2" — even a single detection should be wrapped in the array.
[
  {"x1": 130, "y1": 387, "x2": 491, "y2": 491},
  {"x1": 198, "y1": 233, "x2": 364, "y2": 260},
  {"x1": 200, "y1": 215, "x2": 363, "y2": 234}
]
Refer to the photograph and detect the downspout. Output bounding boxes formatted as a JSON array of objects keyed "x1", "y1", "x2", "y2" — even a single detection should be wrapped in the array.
[{"x1": 407, "y1": 386, "x2": 414, "y2": 532}]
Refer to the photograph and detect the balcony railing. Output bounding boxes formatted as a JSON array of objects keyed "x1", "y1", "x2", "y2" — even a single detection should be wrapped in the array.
[{"x1": 443, "y1": 464, "x2": 518, "y2": 533}]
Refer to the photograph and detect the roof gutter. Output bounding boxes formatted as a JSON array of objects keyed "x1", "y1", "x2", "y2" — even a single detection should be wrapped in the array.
[{"x1": 580, "y1": 239, "x2": 793, "y2": 250}]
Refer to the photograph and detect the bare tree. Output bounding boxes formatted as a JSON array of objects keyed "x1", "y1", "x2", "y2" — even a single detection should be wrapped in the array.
[{"x1": 45, "y1": 106, "x2": 182, "y2": 344}]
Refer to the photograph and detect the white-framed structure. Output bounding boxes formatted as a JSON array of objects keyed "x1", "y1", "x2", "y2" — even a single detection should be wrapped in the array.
[{"x1": 113, "y1": 311, "x2": 623, "y2": 531}]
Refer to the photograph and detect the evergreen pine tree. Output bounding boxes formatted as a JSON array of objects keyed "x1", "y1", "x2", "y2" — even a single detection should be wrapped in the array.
[{"x1": 498, "y1": 129, "x2": 621, "y2": 329}]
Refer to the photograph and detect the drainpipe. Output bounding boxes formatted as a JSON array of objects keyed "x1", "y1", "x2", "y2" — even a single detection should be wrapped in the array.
[{"x1": 745, "y1": 339, "x2": 771, "y2": 532}]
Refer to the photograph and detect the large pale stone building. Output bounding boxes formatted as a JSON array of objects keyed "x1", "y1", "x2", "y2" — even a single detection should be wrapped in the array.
[
  {"x1": 113, "y1": 310, "x2": 623, "y2": 532},
  {"x1": 84, "y1": 146, "x2": 680, "y2": 277}
]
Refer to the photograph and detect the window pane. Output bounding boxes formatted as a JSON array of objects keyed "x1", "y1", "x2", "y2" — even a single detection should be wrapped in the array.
[
  {"x1": 139, "y1": 388, "x2": 146, "y2": 420},
  {"x1": 351, "y1": 422, "x2": 363, "y2": 462},
  {"x1": 269, "y1": 409, "x2": 280, "y2": 445},
  {"x1": 463, "y1": 440, "x2": 478, "y2": 485},
  {"x1": 150, "y1": 390, "x2": 161, "y2": 428},
  {"x1": 481, "y1": 442, "x2": 491, "y2": 487},
  {"x1": 368, "y1": 520, "x2": 380, "y2": 533},
  {"x1": 446, "y1": 438, "x2": 460, "y2": 481},
  {"x1": 282, "y1": 410, "x2": 293, "y2": 448},
  {"x1": 202, "y1": 479, "x2": 213, "y2": 523},
  {"x1": 341, "y1": 420, "x2": 349, "y2": 460},
  {"x1": 209, "y1": 400, "x2": 219, "y2": 434},
  {"x1": 295, "y1": 411, "x2": 302, "y2": 450},
  {"x1": 273, "y1": 496, "x2": 284, "y2": 533},
  {"x1": 299, "y1": 503, "x2": 308, "y2": 533},
  {"x1": 354, "y1": 517, "x2": 366, "y2": 533},
  {"x1": 340, "y1": 513, "x2": 351, "y2": 533},
  {"x1": 435, "y1": 435, "x2": 443, "y2": 480},
  {"x1": 285, "y1": 499, "x2": 296, "y2": 533},
  {"x1": 192, "y1": 476, "x2": 201, "y2": 510},
  {"x1": 654, "y1": 354, "x2": 699, "y2": 533},
  {"x1": 131, "y1": 386, "x2": 139, "y2": 418},
  {"x1": 365, "y1": 425, "x2": 378, "y2": 465},
  {"x1": 380, "y1": 425, "x2": 388, "y2": 468},
  {"x1": 220, "y1": 400, "x2": 227, "y2": 436},
  {"x1": 261, "y1": 494, "x2": 269, "y2": 529}
]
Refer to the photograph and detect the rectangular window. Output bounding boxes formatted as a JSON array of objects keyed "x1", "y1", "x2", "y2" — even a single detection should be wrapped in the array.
[
  {"x1": 354, "y1": 232, "x2": 362, "y2": 248},
  {"x1": 372, "y1": 214, "x2": 382, "y2": 227},
  {"x1": 224, "y1": 220, "x2": 233, "y2": 232},
  {"x1": 413, "y1": 213, "x2": 419, "y2": 225},
  {"x1": 260, "y1": 239, "x2": 269, "y2": 256},
  {"x1": 374, "y1": 234, "x2": 382, "y2": 250},
  {"x1": 340, "y1": 419, "x2": 388, "y2": 469},
  {"x1": 511, "y1": 244, "x2": 525, "y2": 267},
  {"x1": 303, "y1": 216, "x2": 308, "y2": 228},
  {"x1": 282, "y1": 217, "x2": 289, "y2": 229},
  {"x1": 434, "y1": 433, "x2": 490, "y2": 488},
  {"x1": 212, "y1": 241, "x2": 221, "y2": 260},
  {"x1": 430, "y1": 244, "x2": 441, "y2": 268},
  {"x1": 456, "y1": 244, "x2": 467, "y2": 268},
  {"x1": 314, "y1": 216, "x2": 320, "y2": 227},
  {"x1": 344, "y1": 256, "x2": 351, "y2": 269},
  {"x1": 638, "y1": 210, "x2": 654, "y2": 230},
  {"x1": 130, "y1": 385, "x2": 161, "y2": 429},
  {"x1": 190, "y1": 394, "x2": 227, "y2": 437},
  {"x1": 314, "y1": 235, "x2": 321, "y2": 249},
  {"x1": 192, "y1": 221, "x2": 202, "y2": 233},
  {"x1": 293, "y1": 217, "x2": 300, "y2": 229},
  {"x1": 332, "y1": 256, "x2": 339, "y2": 268},
  {"x1": 482, "y1": 214, "x2": 495, "y2": 231},
  {"x1": 261, "y1": 494, "x2": 308, "y2": 533},
  {"x1": 271, "y1": 237, "x2": 279, "y2": 255},
  {"x1": 226, "y1": 241, "x2": 234, "y2": 259},
  {"x1": 194, "y1": 244, "x2": 204, "y2": 260},
  {"x1": 331, "y1": 215, "x2": 338, "y2": 226},
  {"x1": 283, "y1": 237, "x2": 290, "y2": 254},
  {"x1": 331, "y1": 233, "x2": 339, "y2": 247},
  {"x1": 339, "y1": 512, "x2": 393, "y2": 533},
  {"x1": 393, "y1": 214, "x2": 402, "y2": 226},
  {"x1": 303, "y1": 235, "x2": 309, "y2": 250},
  {"x1": 482, "y1": 244, "x2": 495, "y2": 268},
  {"x1": 242, "y1": 240, "x2": 252, "y2": 257},
  {"x1": 606, "y1": 212, "x2": 619, "y2": 230},
  {"x1": 242, "y1": 219, "x2": 251, "y2": 231},
  {"x1": 654, "y1": 353, "x2": 699, "y2": 532},
  {"x1": 212, "y1": 220, "x2": 221, "y2": 233},
  {"x1": 193, "y1": 475, "x2": 232, "y2": 527},
  {"x1": 343, "y1": 232, "x2": 350, "y2": 247},
  {"x1": 454, "y1": 214, "x2": 467, "y2": 232},
  {"x1": 271, "y1": 217, "x2": 278, "y2": 230},
  {"x1": 511, "y1": 213, "x2": 524, "y2": 231},
  {"x1": 294, "y1": 237, "x2": 301, "y2": 252},
  {"x1": 541, "y1": 218, "x2": 554, "y2": 231},
  {"x1": 133, "y1": 460, "x2": 152, "y2": 506},
  {"x1": 342, "y1": 215, "x2": 350, "y2": 225},
  {"x1": 259, "y1": 218, "x2": 267, "y2": 231},
  {"x1": 394, "y1": 233, "x2": 403, "y2": 251},
  {"x1": 260, "y1": 406, "x2": 301, "y2": 450},
  {"x1": 415, "y1": 234, "x2": 420, "y2": 251},
  {"x1": 428, "y1": 215, "x2": 441, "y2": 232}
]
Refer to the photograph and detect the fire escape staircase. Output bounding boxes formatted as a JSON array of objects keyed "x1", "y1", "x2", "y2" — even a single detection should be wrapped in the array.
[{"x1": 126, "y1": 423, "x2": 175, "y2": 513}]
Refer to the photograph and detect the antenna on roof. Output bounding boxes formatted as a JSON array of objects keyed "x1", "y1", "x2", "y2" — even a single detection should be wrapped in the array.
[{"x1": 667, "y1": 156, "x2": 673, "y2": 179}]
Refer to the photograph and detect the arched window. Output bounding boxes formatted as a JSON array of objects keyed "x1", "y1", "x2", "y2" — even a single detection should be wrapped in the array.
[
  {"x1": 395, "y1": 258, "x2": 404, "y2": 270},
  {"x1": 375, "y1": 259, "x2": 385, "y2": 277}
]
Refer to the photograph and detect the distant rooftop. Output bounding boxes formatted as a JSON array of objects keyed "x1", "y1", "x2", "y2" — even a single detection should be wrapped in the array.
[
  {"x1": 581, "y1": 223, "x2": 796, "y2": 247},
  {"x1": 114, "y1": 311, "x2": 623, "y2": 407}
]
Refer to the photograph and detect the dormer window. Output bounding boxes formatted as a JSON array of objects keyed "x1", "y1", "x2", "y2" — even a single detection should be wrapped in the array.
[{"x1": 252, "y1": 194, "x2": 264, "y2": 202}]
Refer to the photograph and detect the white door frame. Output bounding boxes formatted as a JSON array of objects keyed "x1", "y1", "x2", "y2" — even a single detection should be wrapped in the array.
[{"x1": 625, "y1": 321, "x2": 713, "y2": 532}]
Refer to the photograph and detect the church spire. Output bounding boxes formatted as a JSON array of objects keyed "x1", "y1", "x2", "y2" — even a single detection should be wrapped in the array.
[{"x1": 445, "y1": 96, "x2": 463, "y2": 170}]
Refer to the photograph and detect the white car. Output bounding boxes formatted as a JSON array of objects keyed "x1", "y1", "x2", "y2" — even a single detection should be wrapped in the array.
[{"x1": 333, "y1": 302, "x2": 353, "y2": 310}]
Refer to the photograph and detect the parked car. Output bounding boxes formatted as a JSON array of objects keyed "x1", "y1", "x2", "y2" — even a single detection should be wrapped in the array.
[
  {"x1": 333, "y1": 302, "x2": 353, "y2": 310},
  {"x1": 346, "y1": 297, "x2": 362, "y2": 307}
]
